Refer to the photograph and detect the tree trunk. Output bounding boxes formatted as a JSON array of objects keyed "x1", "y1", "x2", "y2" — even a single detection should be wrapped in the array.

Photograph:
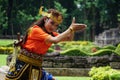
[{"x1": 7, "y1": 0, "x2": 13, "y2": 35}]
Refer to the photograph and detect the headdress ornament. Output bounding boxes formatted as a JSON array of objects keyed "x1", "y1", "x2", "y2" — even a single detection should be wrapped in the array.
[{"x1": 39, "y1": 6, "x2": 63, "y2": 24}]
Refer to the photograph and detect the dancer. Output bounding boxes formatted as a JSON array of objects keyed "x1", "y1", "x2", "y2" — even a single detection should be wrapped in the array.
[{"x1": 5, "y1": 6, "x2": 86, "y2": 80}]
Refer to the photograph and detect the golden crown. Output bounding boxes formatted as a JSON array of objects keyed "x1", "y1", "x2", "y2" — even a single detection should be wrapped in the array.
[{"x1": 39, "y1": 6, "x2": 63, "y2": 24}]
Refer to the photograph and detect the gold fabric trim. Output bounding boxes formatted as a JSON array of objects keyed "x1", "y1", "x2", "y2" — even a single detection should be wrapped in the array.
[
  {"x1": 29, "y1": 66, "x2": 42, "y2": 80},
  {"x1": 17, "y1": 54, "x2": 42, "y2": 67},
  {"x1": 30, "y1": 69, "x2": 39, "y2": 80},
  {"x1": 5, "y1": 64, "x2": 29, "y2": 80}
]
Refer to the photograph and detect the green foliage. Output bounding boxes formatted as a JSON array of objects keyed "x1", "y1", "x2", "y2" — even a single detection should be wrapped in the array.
[
  {"x1": 47, "y1": 48, "x2": 54, "y2": 53},
  {"x1": 0, "y1": 47, "x2": 13, "y2": 54},
  {"x1": 58, "y1": 41, "x2": 95, "y2": 55},
  {"x1": 118, "y1": 14, "x2": 120, "y2": 21},
  {"x1": 74, "y1": 0, "x2": 119, "y2": 40},
  {"x1": 0, "y1": 6, "x2": 8, "y2": 35},
  {"x1": 109, "y1": 73, "x2": 120, "y2": 80},
  {"x1": 115, "y1": 44, "x2": 120, "y2": 55},
  {"x1": 0, "y1": 0, "x2": 119, "y2": 41},
  {"x1": 55, "y1": 41, "x2": 119, "y2": 56},
  {"x1": 102, "y1": 45, "x2": 116, "y2": 50},
  {"x1": 17, "y1": 10, "x2": 40, "y2": 34},
  {"x1": 54, "y1": 1, "x2": 68, "y2": 32},
  {"x1": 89, "y1": 49, "x2": 114, "y2": 56},
  {"x1": 89, "y1": 66, "x2": 120, "y2": 80},
  {"x1": 60, "y1": 48, "x2": 88, "y2": 56},
  {"x1": 54, "y1": 1, "x2": 68, "y2": 18}
]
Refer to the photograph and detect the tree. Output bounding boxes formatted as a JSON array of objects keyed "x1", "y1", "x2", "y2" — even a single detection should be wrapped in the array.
[
  {"x1": 0, "y1": 6, "x2": 8, "y2": 35},
  {"x1": 0, "y1": 0, "x2": 119, "y2": 41},
  {"x1": 0, "y1": 0, "x2": 8, "y2": 36},
  {"x1": 5, "y1": 0, "x2": 42, "y2": 35},
  {"x1": 73, "y1": 0, "x2": 119, "y2": 41},
  {"x1": 54, "y1": 1, "x2": 68, "y2": 32}
]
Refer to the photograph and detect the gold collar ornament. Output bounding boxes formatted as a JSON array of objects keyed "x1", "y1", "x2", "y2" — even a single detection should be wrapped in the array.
[{"x1": 39, "y1": 6, "x2": 63, "y2": 24}]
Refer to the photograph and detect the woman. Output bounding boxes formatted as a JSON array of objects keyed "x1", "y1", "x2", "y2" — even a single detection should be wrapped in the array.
[{"x1": 5, "y1": 7, "x2": 87, "y2": 80}]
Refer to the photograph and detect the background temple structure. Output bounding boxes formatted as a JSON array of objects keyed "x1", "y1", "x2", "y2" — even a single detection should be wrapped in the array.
[{"x1": 94, "y1": 27, "x2": 120, "y2": 47}]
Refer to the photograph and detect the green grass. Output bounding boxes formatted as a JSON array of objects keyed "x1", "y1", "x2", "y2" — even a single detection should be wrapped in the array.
[
  {"x1": 0, "y1": 39, "x2": 14, "y2": 46},
  {"x1": 0, "y1": 54, "x2": 8, "y2": 67},
  {"x1": 55, "y1": 76, "x2": 90, "y2": 80}
]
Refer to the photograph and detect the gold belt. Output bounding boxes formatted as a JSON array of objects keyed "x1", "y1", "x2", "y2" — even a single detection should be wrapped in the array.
[
  {"x1": 17, "y1": 53, "x2": 42, "y2": 67},
  {"x1": 20, "y1": 48, "x2": 43, "y2": 60}
]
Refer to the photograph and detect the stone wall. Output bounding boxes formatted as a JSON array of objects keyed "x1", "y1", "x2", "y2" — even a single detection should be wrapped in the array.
[
  {"x1": 94, "y1": 27, "x2": 120, "y2": 47},
  {"x1": 43, "y1": 54, "x2": 120, "y2": 69},
  {"x1": 45, "y1": 68, "x2": 90, "y2": 76},
  {"x1": 43, "y1": 54, "x2": 120, "y2": 76},
  {"x1": 1, "y1": 54, "x2": 120, "y2": 78}
]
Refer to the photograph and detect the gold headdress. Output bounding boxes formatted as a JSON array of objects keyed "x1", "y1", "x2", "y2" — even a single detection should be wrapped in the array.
[{"x1": 39, "y1": 6, "x2": 63, "y2": 24}]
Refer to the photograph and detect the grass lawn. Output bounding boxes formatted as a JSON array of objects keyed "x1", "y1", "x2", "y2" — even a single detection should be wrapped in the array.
[
  {"x1": 0, "y1": 39, "x2": 14, "y2": 46},
  {"x1": 0, "y1": 39, "x2": 13, "y2": 66},
  {"x1": 0, "y1": 54, "x2": 8, "y2": 67},
  {"x1": 55, "y1": 76, "x2": 90, "y2": 80}
]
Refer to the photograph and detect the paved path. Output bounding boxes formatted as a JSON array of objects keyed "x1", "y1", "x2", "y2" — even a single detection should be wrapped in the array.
[
  {"x1": 0, "y1": 66, "x2": 9, "y2": 80},
  {"x1": 0, "y1": 73, "x2": 5, "y2": 80}
]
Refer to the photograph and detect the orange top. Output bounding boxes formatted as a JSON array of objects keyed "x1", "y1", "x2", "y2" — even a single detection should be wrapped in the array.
[{"x1": 23, "y1": 25, "x2": 58, "y2": 55}]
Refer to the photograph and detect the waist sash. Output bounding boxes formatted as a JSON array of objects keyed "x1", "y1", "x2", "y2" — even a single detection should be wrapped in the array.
[{"x1": 17, "y1": 53, "x2": 42, "y2": 67}]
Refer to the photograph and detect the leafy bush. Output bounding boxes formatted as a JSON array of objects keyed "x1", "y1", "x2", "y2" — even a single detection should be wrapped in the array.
[
  {"x1": 89, "y1": 49, "x2": 114, "y2": 56},
  {"x1": 47, "y1": 47, "x2": 54, "y2": 53},
  {"x1": 115, "y1": 43, "x2": 120, "y2": 55},
  {"x1": 89, "y1": 66, "x2": 120, "y2": 80},
  {"x1": 0, "y1": 47, "x2": 13, "y2": 54},
  {"x1": 0, "y1": 40, "x2": 118, "y2": 56},
  {"x1": 56, "y1": 41, "x2": 118, "y2": 56},
  {"x1": 60, "y1": 48, "x2": 88, "y2": 56},
  {"x1": 109, "y1": 73, "x2": 120, "y2": 80},
  {"x1": 102, "y1": 45, "x2": 116, "y2": 50}
]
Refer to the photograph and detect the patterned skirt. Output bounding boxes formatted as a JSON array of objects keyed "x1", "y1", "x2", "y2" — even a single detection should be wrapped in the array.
[{"x1": 5, "y1": 49, "x2": 54, "y2": 80}]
